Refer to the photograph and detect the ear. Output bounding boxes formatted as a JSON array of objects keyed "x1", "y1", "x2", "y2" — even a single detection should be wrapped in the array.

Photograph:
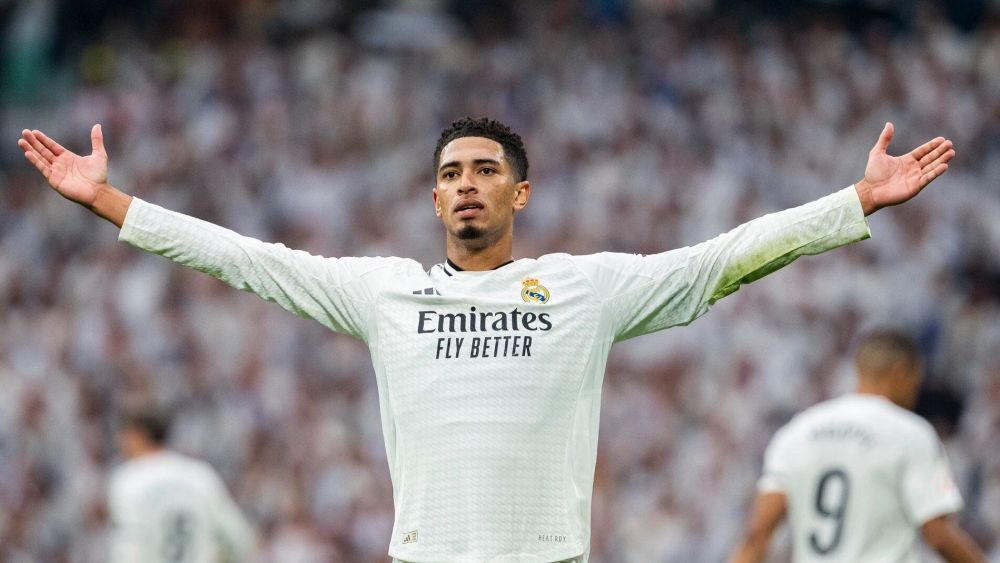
[
  {"x1": 512, "y1": 180, "x2": 531, "y2": 212},
  {"x1": 433, "y1": 187, "x2": 442, "y2": 217}
]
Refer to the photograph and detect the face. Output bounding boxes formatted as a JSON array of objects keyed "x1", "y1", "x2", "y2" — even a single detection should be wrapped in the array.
[{"x1": 433, "y1": 137, "x2": 530, "y2": 249}]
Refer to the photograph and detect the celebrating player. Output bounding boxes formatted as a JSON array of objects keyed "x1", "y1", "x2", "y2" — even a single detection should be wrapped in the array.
[
  {"x1": 19, "y1": 117, "x2": 953, "y2": 562},
  {"x1": 109, "y1": 406, "x2": 256, "y2": 563},
  {"x1": 728, "y1": 330, "x2": 984, "y2": 563}
]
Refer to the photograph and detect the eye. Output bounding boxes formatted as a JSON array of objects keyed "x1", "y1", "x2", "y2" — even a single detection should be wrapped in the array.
[
  {"x1": 480, "y1": 167, "x2": 496, "y2": 175},
  {"x1": 442, "y1": 171, "x2": 458, "y2": 180}
]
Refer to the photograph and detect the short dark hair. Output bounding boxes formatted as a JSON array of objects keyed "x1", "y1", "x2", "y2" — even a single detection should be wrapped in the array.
[
  {"x1": 433, "y1": 117, "x2": 529, "y2": 182},
  {"x1": 121, "y1": 405, "x2": 172, "y2": 445}
]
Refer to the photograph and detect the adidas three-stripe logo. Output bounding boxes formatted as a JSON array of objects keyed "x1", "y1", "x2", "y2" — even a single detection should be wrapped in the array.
[{"x1": 412, "y1": 287, "x2": 440, "y2": 296}]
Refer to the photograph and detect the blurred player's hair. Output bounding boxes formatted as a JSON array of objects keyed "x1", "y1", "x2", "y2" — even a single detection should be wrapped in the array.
[
  {"x1": 433, "y1": 116, "x2": 529, "y2": 182},
  {"x1": 854, "y1": 329, "x2": 921, "y2": 378},
  {"x1": 120, "y1": 404, "x2": 172, "y2": 445}
]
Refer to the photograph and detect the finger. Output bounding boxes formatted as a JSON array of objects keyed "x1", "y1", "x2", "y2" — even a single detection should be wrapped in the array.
[
  {"x1": 917, "y1": 140, "x2": 952, "y2": 167},
  {"x1": 23, "y1": 150, "x2": 53, "y2": 180},
  {"x1": 90, "y1": 124, "x2": 105, "y2": 155},
  {"x1": 872, "y1": 122, "x2": 893, "y2": 153},
  {"x1": 32, "y1": 129, "x2": 67, "y2": 156},
  {"x1": 919, "y1": 163, "x2": 948, "y2": 188},
  {"x1": 921, "y1": 148, "x2": 955, "y2": 173},
  {"x1": 909, "y1": 136, "x2": 945, "y2": 161},
  {"x1": 17, "y1": 138, "x2": 45, "y2": 161},
  {"x1": 23, "y1": 130, "x2": 58, "y2": 164}
]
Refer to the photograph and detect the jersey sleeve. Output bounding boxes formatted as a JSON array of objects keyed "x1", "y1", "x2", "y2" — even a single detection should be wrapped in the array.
[
  {"x1": 107, "y1": 470, "x2": 144, "y2": 563},
  {"x1": 205, "y1": 472, "x2": 256, "y2": 562},
  {"x1": 757, "y1": 426, "x2": 795, "y2": 494},
  {"x1": 571, "y1": 187, "x2": 870, "y2": 341},
  {"x1": 901, "y1": 424, "x2": 964, "y2": 525},
  {"x1": 119, "y1": 197, "x2": 397, "y2": 341}
]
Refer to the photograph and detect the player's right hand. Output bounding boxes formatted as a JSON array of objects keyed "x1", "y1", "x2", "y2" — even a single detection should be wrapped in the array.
[{"x1": 18, "y1": 125, "x2": 109, "y2": 207}]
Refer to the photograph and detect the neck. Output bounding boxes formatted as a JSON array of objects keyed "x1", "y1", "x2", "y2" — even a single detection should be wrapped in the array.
[
  {"x1": 446, "y1": 231, "x2": 514, "y2": 271},
  {"x1": 128, "y1": 443, "x2": 166, "y2": 460},
  {"x1": 855, "y1": 382, "x2": 899, "y2": 406}
]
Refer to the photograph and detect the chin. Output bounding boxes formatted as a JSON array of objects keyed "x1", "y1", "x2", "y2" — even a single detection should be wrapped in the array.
[{"x1": 456, "y1": 225, "x2": 486, "y2": 240}]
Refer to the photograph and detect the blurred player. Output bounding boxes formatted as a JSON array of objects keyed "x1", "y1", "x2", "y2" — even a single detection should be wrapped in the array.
[
  {"x1": 20, "y1": 118, "x2": 953, "y2": 562},
  {"x1": 729, "y1": 330, "x2": 985, "y2": 563},
  {"x1": 109, "y1": 406, "x2": 255, "y2": 563}
]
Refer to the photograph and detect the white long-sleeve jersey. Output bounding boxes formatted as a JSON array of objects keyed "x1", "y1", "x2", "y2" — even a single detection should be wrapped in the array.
[
  {"x1": 108, "y1": 450, "x2": 255, "y2": 563},
  {"x1": 758, "y1": 394, "x2": 964, "y2": 563},
  {"x1": 120, "y1": 186, "x2": 869, "y2": 562}
]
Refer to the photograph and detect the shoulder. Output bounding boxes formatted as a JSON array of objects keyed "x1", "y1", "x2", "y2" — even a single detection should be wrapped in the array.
[
  {"x1": 342, "y1": 255, "x2": 423, "y2": 272},
  {"x1": 169, "y1": 453, "x2": 227, "y2": 486},
  {"x1": 338, "y1": 256, "x2": 426, "y2": 285},
  {"x1": 548, "y1": 251, "x2": 639, "y2": 265},
  {"x1": 857, "y1": 396, "x2": 937, "y2": 443},
  {"x1": 543, "y1": 252, "x2": 649, "y2": 281},
  {"x1": 768, "y1": 396, "x2": 852, "y2": 444},
  {"x1": 892, "y1": 409, "x2": 940, "y2": 450}
]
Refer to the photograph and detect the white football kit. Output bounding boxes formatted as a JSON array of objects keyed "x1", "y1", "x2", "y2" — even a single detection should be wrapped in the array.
[
  {"x1": 108, "y1": 450, "x2": 255, "y2": 563},
  {"x1": 758, "y1": 394, "x2": 964, "y2": 563},
  {"x1": 120, "y1": 187, "x2": 869, "y2": 562}
]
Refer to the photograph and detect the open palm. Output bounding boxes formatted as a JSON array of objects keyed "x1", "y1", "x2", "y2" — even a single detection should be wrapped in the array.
[
  {"x1": 858, "y1": 123, "x2": 954, "y2": 214},
  {"x1": 18, "y1": 125, "x2": 108, "y2": 207}
]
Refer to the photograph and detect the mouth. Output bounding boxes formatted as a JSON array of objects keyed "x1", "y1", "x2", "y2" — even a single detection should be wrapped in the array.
[{"x1": 453, "y1": 200, "x2": 484, "y2": 219}]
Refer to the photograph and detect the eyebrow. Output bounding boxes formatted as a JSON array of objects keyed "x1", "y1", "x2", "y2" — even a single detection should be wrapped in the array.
[{"x1": 438, "y1": 158, "x2": 502, "y2": 172}]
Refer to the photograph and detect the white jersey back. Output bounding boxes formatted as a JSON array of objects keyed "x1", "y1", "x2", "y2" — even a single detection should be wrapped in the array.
[
  {"x1": 121, "y1": 187, "x2": 870, "y2": 562},
  {"x1": 108, "y1": 451, "x2": 255, "y2": 563},
  {"x1": 759, "y1": 394, "x2": 963, "y2": 563}
]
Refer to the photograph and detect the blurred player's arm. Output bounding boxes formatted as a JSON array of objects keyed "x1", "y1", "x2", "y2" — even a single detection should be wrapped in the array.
[
  {"x1": 920, "y1": 515, "x2": 985, "y2": 563},
  {"x1": 107, "y1": 470, "x2": 145, "y2": 563},
  {"x1": 210, "y1": 481, "x2": 257, "y2": 562},
  {"x1": 728, "y1": 492, "x2": 787, "y2": 563},
  {"x1": 902, "y1": 423, "x2": 983, "y2": 562}
]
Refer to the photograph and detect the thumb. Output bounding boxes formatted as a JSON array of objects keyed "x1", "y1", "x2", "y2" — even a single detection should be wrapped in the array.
[
  {"x1": 91, "y1": 124, "x2": 106, "y2": 155},
  {"x1": 872, "y1": 122, "x2": 893, "y2": 154}
]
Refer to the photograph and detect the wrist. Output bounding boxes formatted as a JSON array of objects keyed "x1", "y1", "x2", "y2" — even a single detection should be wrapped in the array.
[
  {"x1": 89, "y1": 183, "x2": 133, "y2": 228},
  {"x1": 854, "y1": 179, "x2": 877, "y2": 216}
]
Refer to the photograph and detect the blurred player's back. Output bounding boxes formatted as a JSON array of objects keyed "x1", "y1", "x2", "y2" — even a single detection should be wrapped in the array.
[
  {"x1": 109, "y1": 450, "x2": 253, "y2": 563},
  {"x1": 763, "y1": 393, "x2": 962, "y2": 563}
]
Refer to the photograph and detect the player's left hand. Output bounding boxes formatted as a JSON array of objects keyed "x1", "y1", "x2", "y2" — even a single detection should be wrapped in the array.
[{"x1": 854, "y1": 122, "x2": 954, "y2": 216}]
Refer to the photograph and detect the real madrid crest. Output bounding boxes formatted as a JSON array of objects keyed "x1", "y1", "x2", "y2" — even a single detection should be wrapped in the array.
[{"x1": 521, "y1": 277, "x2": 550, "y2": 304}]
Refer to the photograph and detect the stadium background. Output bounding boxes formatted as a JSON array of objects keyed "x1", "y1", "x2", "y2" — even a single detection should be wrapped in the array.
[{"x1": 1, "y1": 0, "x2": 999, "y2": 560}]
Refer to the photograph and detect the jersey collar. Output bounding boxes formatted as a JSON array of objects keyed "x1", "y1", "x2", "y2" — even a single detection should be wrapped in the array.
[{"x1": 442, "y1": 258, "x2": 515, "y2": 276}]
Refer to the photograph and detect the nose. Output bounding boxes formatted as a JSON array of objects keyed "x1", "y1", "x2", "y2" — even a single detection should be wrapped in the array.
[{"x1": 457, "y1": 173, "x2": 478, "y2": 195}]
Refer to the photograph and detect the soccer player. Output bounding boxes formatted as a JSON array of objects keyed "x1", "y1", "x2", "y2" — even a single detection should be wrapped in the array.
[
  {"x1": 19, "y1": 117, "x2": 953, "y2": 562},
  {"x1": 728, "y1": 330, "x2": 985, "y2": 563},
  {"x1": 109, "y1": 406, "x2": 256, "y2": 563}
]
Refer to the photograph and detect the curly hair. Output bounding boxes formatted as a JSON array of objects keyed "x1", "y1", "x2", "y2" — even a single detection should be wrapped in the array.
[{"x1": 433, "y1": 117, "x2": 529, "y2": 182}]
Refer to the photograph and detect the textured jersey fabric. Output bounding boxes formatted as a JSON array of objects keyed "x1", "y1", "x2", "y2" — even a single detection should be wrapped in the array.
[
  {"x1": 759, "y1": 394, "x2": 964, "y2": 563},
  {"x1": 120, "y1": 186, "x2": 869, "y2": 562},
  {"x1": 108, "y1": 451, "x2": 255, "y2": 563}
]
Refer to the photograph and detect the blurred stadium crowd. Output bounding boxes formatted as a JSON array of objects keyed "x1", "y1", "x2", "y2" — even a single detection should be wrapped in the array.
[{"x1": 1, "y1": 0, "x2": 999, "y2": 561}]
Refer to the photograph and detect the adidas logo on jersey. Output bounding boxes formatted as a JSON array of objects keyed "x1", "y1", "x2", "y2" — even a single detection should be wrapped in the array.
[
  {"x1": 412, "y1": 287, "x2": 440, "y2": 296},
  {"x1": 402, "y1": 530, "x2": 418, "y2": 544}
]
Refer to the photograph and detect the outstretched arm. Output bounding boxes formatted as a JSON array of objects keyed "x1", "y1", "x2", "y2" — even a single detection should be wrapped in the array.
[
  {"x1": 854, "y1": 122, "x2": 954, "y2": 216},
  {"x1": 728, "y1": 492, "x2": 787, "y2": 563},
  {"x1": 18, "y1": 125, "x2": 386, "y2": 340},
  {"x1": 18, "y1": 124, "x2": 132, "y2": 227}
]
